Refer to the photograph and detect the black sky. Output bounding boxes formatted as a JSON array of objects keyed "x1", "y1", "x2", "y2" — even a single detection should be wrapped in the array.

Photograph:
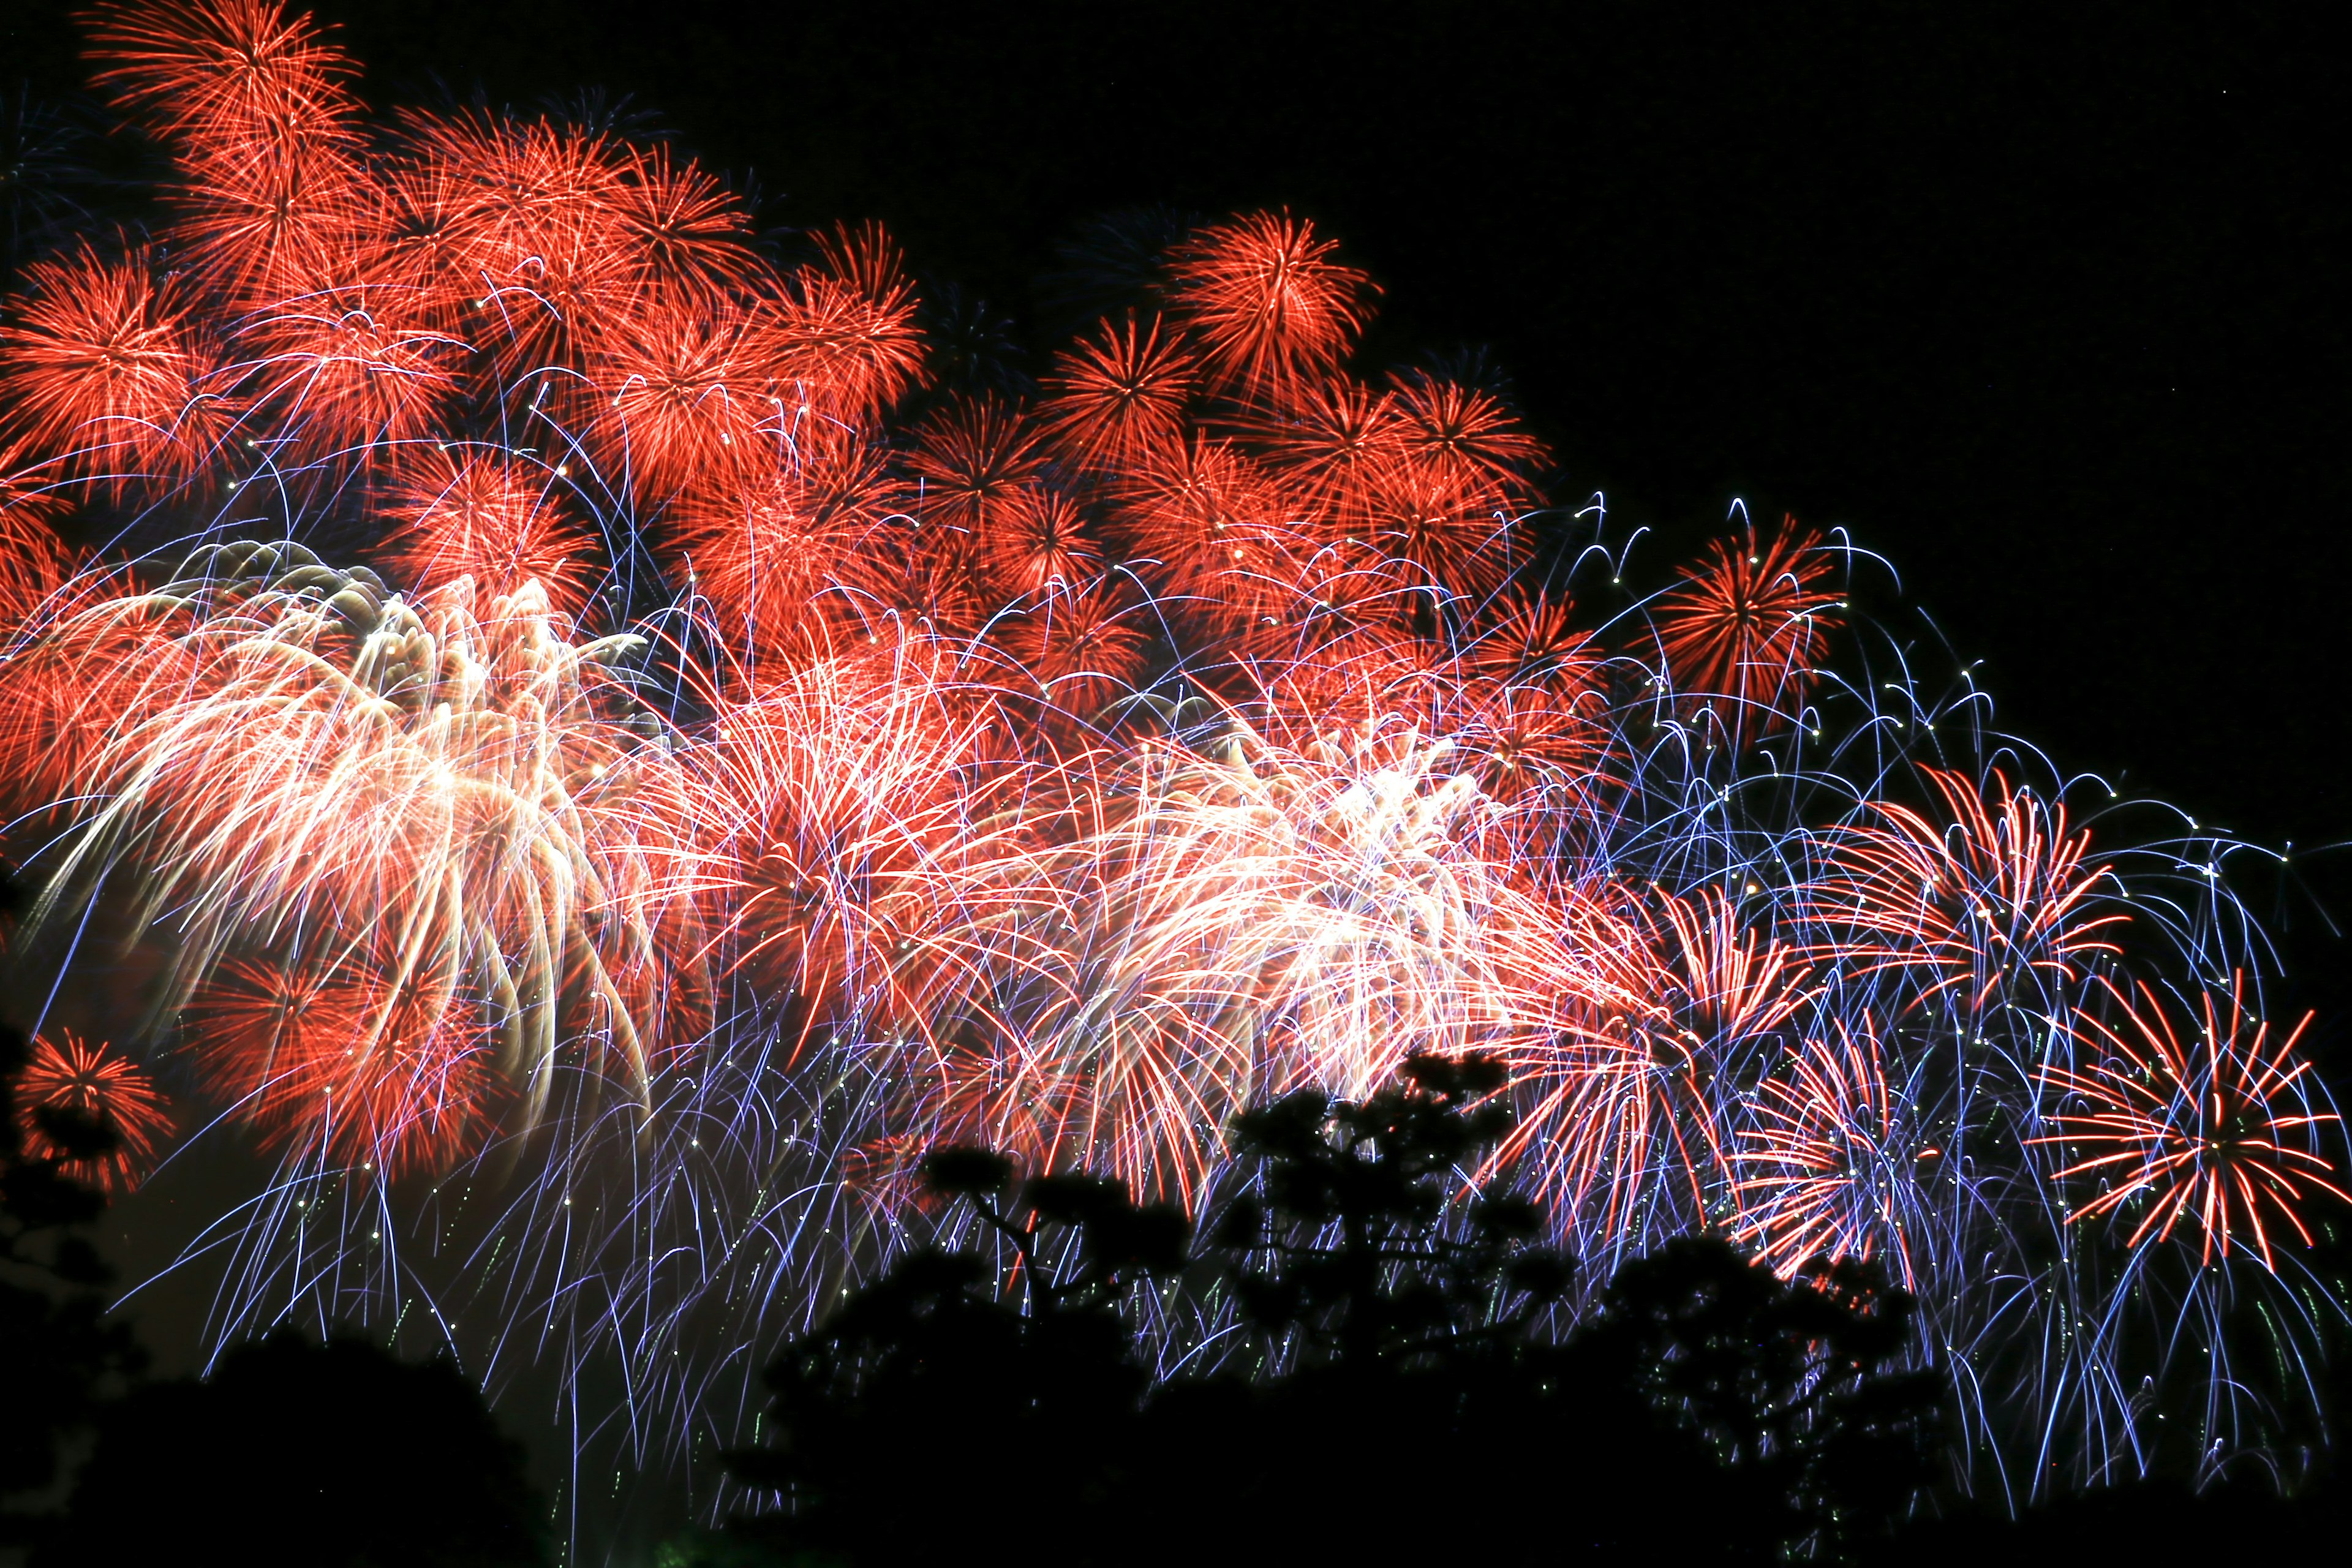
[
  {"x1": 4, "y1": 1, "x2": 2347, "y2": 1531},
  {"x1": 10, "y1": 1, "x2": 2341, "y2": 839}
]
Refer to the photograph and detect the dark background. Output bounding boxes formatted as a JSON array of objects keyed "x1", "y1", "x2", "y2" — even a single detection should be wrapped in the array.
[
  {"x1": 9, "y1": 0, "x2": 2345, "y2": 1012},
  {"x1": 9, "y1": 0, "x2": 2342, "y2": 846},
  {"x1": 7, "y1": 0, "x2": 2348, "y2": 1110},
  {"x1": 4, "y1": 0, "x2": 2346, "y2": 1531}
]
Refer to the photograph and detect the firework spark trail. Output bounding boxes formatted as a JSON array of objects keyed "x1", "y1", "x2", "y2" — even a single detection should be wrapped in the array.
[
  {"x1": 20, "y1": 543, "x2": 707, "y2": 1152},
  {"x1": 0, "y1": 0, "x2": 2344, "y2": 1524},
  {"x1": 2039, "y1": 975, "x2": 2350, "y2": 1270}
]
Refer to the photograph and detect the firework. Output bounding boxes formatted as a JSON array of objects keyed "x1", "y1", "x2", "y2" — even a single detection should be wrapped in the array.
[
  {"x1": 0, "y1": 238, "x2": 232, "y2": 490},
  {"x1": 1650, "y1": 514, "x2": 1840, "y2": 740},
  {"x1": 376, "y1": 445, "x2": 601, "y2": 618},
  {"x1": 1811, "y1": 766, "x2": 2129, "y2": 1014},
  {"x1": 1039, "y1": 312, "x2": 1198, "y2": 475},
  {"x1": 24, "y1": 543, "x2": 705, "y2": 1163},
  {"x1": 2038, "y1": 975, "x2": 2349, "y2": 1270},
  {"x1": 1167, "y1": 209, "x2": 1376, "y2": 401},
  {"x1": 0, "y1": 0, "x2": 2341, "y2": 1531},
  {"x1": 11, "y1": 1029, "x2": 173, "y2": 1192},
  {"x1": 1732, "y1": 1020, "x2": 1920, "y2": 1288}
]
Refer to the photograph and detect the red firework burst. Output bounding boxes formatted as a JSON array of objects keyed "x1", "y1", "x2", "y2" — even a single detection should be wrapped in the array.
[
  {"x1": 86, "y1": 1, "x2": 373, "y2": 305},
  {"x1": 907, "y1": 392, "x2": 1047, "y2": 516},
  {"x1": 688, "y1": 638, "x2": 1012, "y2": 1034},
  {"x1": 1105, "y1": 434, "x2": 1296, "y2": 640},
  {"x1": 1812, "y1": 767, "x2": 2128, "y2": 1012},
  {"x1": 390, "y1": 110, "x2": 641, "y2": 368},
  {"x1": 600, "y1": 140, "x2": 766, "y2": 314},
  {"x1": 12, "y1": 1030, "x2": 173, "y2": 1194},
  {"x1": 0, "y1": 239, "x2": 233, "y2": 490},
  {"x1": 1649, "y1": 888, "x2": 1810, "y2": 1047},
  {"x1": 990, "y1": 573, "x2": 1149, "y2": 720},
  {"x1": 903, "y1": 393, "x2": 1050, "y2": 625},
  {"x1": 1166, "y1": 210, "x2": 1376, "y2": 402},
  {"x1": 232, "y1": 274, "x2": 467, "y2": 464},
  {"x1": 2036, "y1": 975, "x2": 2350, "y2": 1270},
  {"x1": 1651, "y1": 516, "x2": 1841, "y2": 738},
  {"x1": 1243, "y1": 373, "x2": 1406, "y2": 526},
  {"x1": 981, "y1": 485, "x2": 1104, "y2": 601},
  {"x1": 0, "y1": 486, "x2": 81, "y2": 627},
  {"x1": 1466, "y1": 590, "x2": 1604, "y2": 696},
  {"x1": 1240, "y1": 539, "x2": 1423, "y2": 711},
  {"x1": 82, "y1": 0, "x2": 361, "y2": 153},
  {"x1": 1360, "y1": 453, "x2": 1518, "y2": 600},
  {"x1": 1732, "y1": 1021, "x2": 1918, "y2": 1287},
  {"x1": 586, "y1": 301, "x2": 788, "y2": 503},
  {"x1": 176, "y1": 137, "x2": 372, "y2": 309},
  {"x1": 670, "y1": 437, "x2": 906, "y2": 661},
  {"x1": 1387, "y1": 369, "x2": 1548, "y2": 507},
  {"x1": 767, "y1": 222, "x2": 928, "y2": 421},
  {"x1": 0, "y1": 579, "x2": 209, "y2": 819},
  {"x1": 1457, "y1": 677, "x2": 1608, "y2": 805},
  {"x1": 377, "y1": 445, "x2": 600, "y2": 616},
  {"x1": 1038, "y1": 311, "x2": 1197, "y2": 473},
  {"x1": 183, "y1": 954, "x2": 503, "y2": 1178}
]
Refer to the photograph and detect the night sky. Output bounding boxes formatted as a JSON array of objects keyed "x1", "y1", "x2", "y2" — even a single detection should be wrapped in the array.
[
  {"x1": 11, "y1": 1, "x2": 2341, "y2": 845},
  {"x1": 6, "y1": 0, "x2": 2348, "y2": 1516}
]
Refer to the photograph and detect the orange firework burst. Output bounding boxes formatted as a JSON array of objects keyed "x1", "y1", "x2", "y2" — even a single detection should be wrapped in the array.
[
  {"x1": 2036, "y1": 975, "x2": 2350, "y2": 1270},
  {"x1": 377, "y1": 445, "x2": 602, "y2": 616},
  {"x1": 1812, "y1": 767, "x2": 2128, "y2": 1011},
  {"x1": 1651, "y1": 515, "x2": 1841, "y2": 739},
  {"x1": 12, "y1": 1030, "x2": 173, "y2": 1193},
  {"x1": 1732, "y1": 1021, "x2": 1919, "y2": 1287},
  {"x1": 1166, "y1": 210, "x2": 1376, "y2": 402}
]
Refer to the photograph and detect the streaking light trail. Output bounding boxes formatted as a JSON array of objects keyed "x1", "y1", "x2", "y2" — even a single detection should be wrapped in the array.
[{"x1": 0, "y1": 0, "x2": 2342, "y2": 1521}]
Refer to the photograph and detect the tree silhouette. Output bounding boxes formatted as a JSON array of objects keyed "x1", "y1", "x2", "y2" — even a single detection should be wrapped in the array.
[
  {"x1": 1208, "y1": 1053, "x2": 1572, "y2": 1370},
  {"x1": 0, "y1": 1021, "x2": 146, "y2": 1553},
  {"x1": 724, "y1": 1149, "x2": 1188, "y2": 1564},
  {"x1": 1580, "y1": 1239, "x2": 1942, "y2": 1560},
  {"x1": 727, "y1": 1055, "x2": 1943, "y2": 1564},
  {"x1": 37, "y1": 1332, "x2": 549, "y2": 1568}
]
